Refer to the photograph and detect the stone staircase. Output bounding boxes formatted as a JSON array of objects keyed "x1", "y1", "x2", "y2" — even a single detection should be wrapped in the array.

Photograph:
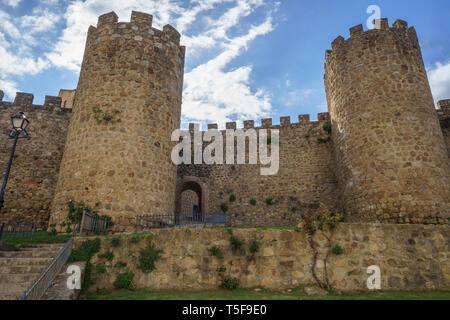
[{"x1": 0, "y1": 243, "x2": 64, "y2": 300}]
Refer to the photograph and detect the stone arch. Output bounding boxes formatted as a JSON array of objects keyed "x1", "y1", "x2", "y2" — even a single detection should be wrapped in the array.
[{"x1": 175, "y1": 177, "x2": 207, "y2": 214}]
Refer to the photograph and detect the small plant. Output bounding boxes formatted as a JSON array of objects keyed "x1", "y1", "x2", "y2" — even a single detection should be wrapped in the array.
[
  {"x1": 110, "y1": 237, "x2": 120, "y2": 247},
  {"x1": 96, "y1": 264, "x2": 107, "y2": 274},
  {"x1": 323, "y1": 122, "x2": 332, "y2": 134},
  {"x1": 332, "y1": 245, "x2": 343, "y2": 255},
  {"x1": 115, "y1": 261, "x2": 127, "y2": 268},
  {"x1": 130, "y1": 236, "x2": 140, "y2": 244},
  {"x1": 265, "y1": 198, "x2": 273, "y2": 205},
  {"x1": 220, "y1": 276, "x2": 239, "y2": 290},
  {"x1": 219, "y1": 191, "x2": 223, "y2": 197},
  {"x1": 33, "y1": 156, "x2": 39, "y2": 160},
  {"x1": 266, "y1": 137, "x2": 272, "y2": 144},
  {"x1": 113, "y1": 271, "x2": 135, "y2": 290},
  {"x1": 249, "y1": 199, "x2": 256, "y2": 206},
  {"x1": 229, "y1": 236, "x2": 243, "y2": 253},
  {"x1": 209, "y1": 246, "x2": 223, "y2": 259},
  {"x1": 50, "y1": 223, "x2": 57, "y2": 236},
  {"x1": 65, "y1": 225, "x2": 72, "y2": 234},
  {"x1": 98, "y1": 250, "x2": 114, "y2": 262},
  {"x1": 185, "y1": 228, "x2": 191, "y2": 235},
  {"x1": 318, "y1": 137, "x2": 331, "y2": 144},
  {"x1": 95, "y1": 202, "x2": 101, "y2": 207},
  {"x1": 229, "y1": 194, "x2": 236, "y2": 202},
  {"x1": 138, "y1": 242, "x2": 163, "y2": 273},
  {"x1": 93, "y1": 107, "x2": 121, "y2": 124},
  {"x1": 221, "y1": 204, "x2": 228, "y2": 213},
  {"x1": 249, "y1": 240, "x2": 260, "y2": 254}
]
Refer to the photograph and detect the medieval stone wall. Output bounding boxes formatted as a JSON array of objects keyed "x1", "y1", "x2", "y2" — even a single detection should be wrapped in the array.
[
  {"x1": 0, "y1": 92, "x2": 71, "y2": 228},
  {"x1": 177, "y1": 113, "x2": 339, "y2": 227},
  {"x1": 324, "y1": 19, "x2": 450, "y2": 224},
  {"x1": 78, "y1": 223, "x2": 450, "y2": 292},
  {"x1": 49, "y1": 11, "x2": 185, "y2": 232},
  {"x1": 438, "y1": 100, "x2": 450, "y2": 158}
]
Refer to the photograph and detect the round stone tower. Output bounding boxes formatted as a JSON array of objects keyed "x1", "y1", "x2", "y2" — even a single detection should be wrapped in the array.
[
  {"x1": 324, "y1": 19, "x2": 450, "y2": 224},
  {"x1": 50, "y1": 11, "x2": 185, "y2": 231}
]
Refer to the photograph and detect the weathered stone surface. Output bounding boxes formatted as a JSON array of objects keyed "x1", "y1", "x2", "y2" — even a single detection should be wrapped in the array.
[{"x1": 75, "y1": 223, "x2": 450, "y2": 293}]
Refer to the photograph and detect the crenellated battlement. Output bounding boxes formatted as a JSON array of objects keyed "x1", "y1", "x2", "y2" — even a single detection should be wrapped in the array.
[
  {"x1": 438, "y1": 99, "x2": 450, "y2": 117},
  {"x1": 0, "y1": 91, "x2": 71, "y2": 113},
  {"x1": 325, "y1": 18, "x2": 419, "y2": 61},
  {"x1": 87, "y1": 11, "x2": 183, "y2": 49},
  {"x1": 187, "y1": 112, "x2": 331, "y2": 133}
]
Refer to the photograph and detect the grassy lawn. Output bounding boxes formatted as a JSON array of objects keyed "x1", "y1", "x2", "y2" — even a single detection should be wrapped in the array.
[
  {"x1": 0, "y1": 231, "x2": 71, "y2": 245},
  {"x1": 85, "y1": 287, "x2": 450, "y2": 300}
]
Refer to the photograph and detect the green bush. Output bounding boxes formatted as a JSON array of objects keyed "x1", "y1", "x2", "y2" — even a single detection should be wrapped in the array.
[
  {"x1": 332, "y1": 245, "x2": 343, "y2": 255},
  {"x1": 115, "y1": 261, "x2": 127, "y2": 268},
  {"x1": 138, "y1": 242, "x2": 163, "y2": 273},
  {"x1": 249, "y1": 240, "x2": 260, "y2": 254},
  {"x1": 230, "y1": 236, "x2": 243, "y2": 253},
  {"x1": 265, "y1": 198, "x2": 273, "y2": 205},
  {"x1": 323, "y1": 122, "x2": 332, "y2": 134},
  {"x1": 96, "y1": 264, "x2": 107, "y2": 274},
  {"x1": 110, "y1": 237, "x2": 120, "y2": 247},
  {"x1": 249, "y1": 199, "x2": 256, "y2": 206},
  {"x1": 130, "y1": 236, "x2": 140, "y2": 244},
  {"x1": 229, "y1": 194, "x2": 236, "y2": 202},
  {"x1": 113, "y1": 271, "x2": 135, "y2": 290},
  {"x1": 209, "y1": 246, "x2": 223, "y2": 259},
  {"x1": 98, "y1": 250, "x2": 114, "y2": 262},
  {"x1": 318, "y1": 137, "x2": 331, "y2": 143},
  {"x1": 68, "y1": 238, "x2": 101, "y2": 262},
  {"x1": 219, "y1": 276, "x2": 239, "y2": 290},
  {"x1": 221, "y1": 204, "x2": 228, "y2": 213}
]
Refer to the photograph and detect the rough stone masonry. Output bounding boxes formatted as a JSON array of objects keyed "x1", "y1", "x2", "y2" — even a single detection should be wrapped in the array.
[{"x1": 0, "y1": 14, "x2": 449, "y2": 231}]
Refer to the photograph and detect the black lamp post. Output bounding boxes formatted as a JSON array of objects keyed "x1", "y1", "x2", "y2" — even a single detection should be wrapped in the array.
[{"x1": 0, "y1": 112, "x2": 29, "y2": 212}]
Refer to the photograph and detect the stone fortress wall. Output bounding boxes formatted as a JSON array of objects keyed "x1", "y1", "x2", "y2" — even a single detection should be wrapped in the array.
[
  {"x1": 0, "y1": 15, "x2": 449, "y2": 231},
  {"x1": 48, "y1": 11, "x2": 185, "y2": 232},
  {"x1": 178, "y1": 113, "x2": 339, "y2": 227},
  {"x1": 0, "y1": 92, "x2": 71, "y2": 228},
  {"x1": 324, "y1": 19, "x2": 450, "y2": 224}
]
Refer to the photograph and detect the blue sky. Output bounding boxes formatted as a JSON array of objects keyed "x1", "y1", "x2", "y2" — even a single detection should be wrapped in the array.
[{"x1": 0, "y1": 0, "x2": 449, "y2": 128}]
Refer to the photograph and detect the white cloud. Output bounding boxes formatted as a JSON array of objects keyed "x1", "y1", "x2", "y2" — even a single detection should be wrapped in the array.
[
  {"x1": 282, "y1": 88, "x2": 314, "y2": 107},
  {"x1": 44, "y1": 0, "x2": 278, "y2": 125},
  {"x1": 182, "y1": 14, "x2": 275, "y2": 127},
  {"x1": 0, "y1": 78, "x2": 19, "y2": 99},
  {"x1": 2, "y1": 0, "x2": 21, "y2": 8},
  {"x1": 428, "y1": 60, "x2": 450, "y2": 104}
]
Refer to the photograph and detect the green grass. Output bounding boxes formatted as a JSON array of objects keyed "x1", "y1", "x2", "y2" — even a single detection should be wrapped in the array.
[
  {"x1": 1, "y1": 231, "x2": 71, "y2": 245},
  {"x1": 85, "y1": 287, "x2": 450, "y2": 300},
  {"x1": 212, "y1": 226, "x2": 301, "y2": 231}
]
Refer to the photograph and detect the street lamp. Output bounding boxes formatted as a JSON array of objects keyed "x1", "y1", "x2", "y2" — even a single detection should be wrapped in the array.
[{"x1": 0, "y1": 112, "x2": 30, "y2": 212}]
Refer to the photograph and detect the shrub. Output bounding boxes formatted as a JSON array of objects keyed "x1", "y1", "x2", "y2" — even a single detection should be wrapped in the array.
[
  {"x1": 209, "y1": 246, "x2": 223, "y2": 259},
  {"x1": 110, "y1": 237, "x2": 120, "y2": 247},
  {"x1": 219, "y1": 276, "x2": 239, "y2": 290},
  {"x1": 221, "y1": 204, "x2": 228, "y2": 213},
  {"x1": 98, "y1": 250, "x2": 114, "y2": 262},
  {"x1": 138, "y1": 242, "x2": 163, "y2": 273},
  {"x1": 130, "y1": 236, "x2": 140, "y2": 244},
  {"x1": 96, "y1": 264, "x2": 107, "y2": 274},
  {"x1": 265, "y1": 198, "x2": 273, "y2": 205},
  {"x1": 323, "y1": 122, "x2": 332, "y2": 134},
  {"x1": 229, "y1": 236, "x2": 243, "y2": 253},
  {"x1": 68, "y1": 238, "x2": 101, "y2": 262},
  {"x1": 249, "y1": 240, "x2": 260, "y2": 254},
  {"x1": 332, "y1": 245, "x2": 343, "y2": 255},
  {"x1": 115, "y1": 261, "x2": 127, "y2": 268},
  {"x1": 318, "y1": 137, "x2": 331, "y2": 143},
  {"x1": 249, "y1": 199, "x2": 256, "y2": 206},
  {"x1": 229, "y1": 194, "x2": 236, "y2": 202},
  {"x1": 50, "y1": 224, "x2": 57, "y2": 236},
  {"x1": 113, "y1": 271, "x2": 135, "y2": 290}
]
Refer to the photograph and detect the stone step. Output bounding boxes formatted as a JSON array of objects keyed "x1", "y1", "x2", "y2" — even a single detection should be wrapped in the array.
[
  {"x1": 0, "y1": 281, "x2": 33, "y2": 293},
  {"x1": 0, "y1": 265, "x2": 46, "y2": 274},
  {"x1": 0, "y1": 292, "x2": 23, "y2": 300},
  {"x1": 0, "y1": 273, "x2": 40, "y2": 283},
  {"x1": 0, "y1": 257, "x2": 52, "y2": 267},
  {"x1": 0, "y1": 250, "x2": 60, "y2": 258}
]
